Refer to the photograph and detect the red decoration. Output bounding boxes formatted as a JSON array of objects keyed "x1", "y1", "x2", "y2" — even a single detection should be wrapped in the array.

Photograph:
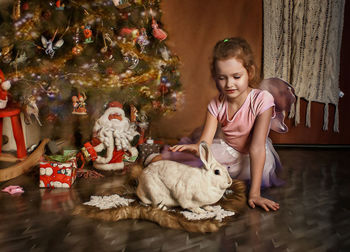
[
  {"x1": 152, "y1": 100, "x2": 161, "y2": 109},
  {"x1": 82, "y1": 142, "x2": 98, "y2": 161},
  {"x1": 0, "y1": 69, "x2": 11, "y2": 109},
  {"x1": 152, "y1": 18, "x2": 167, "y2": 41},
  {"x1": 22, "y1": 2, "x2": 29, "y2": 11},
  {"x1": 56, "y1": 0, "x2": 60, "y2": 8},
  {"x1": 83, "y1": 28, "x2": 92, "y2": 39},
  {"x1": 72, "y1": 44, "x2": 83, "y2": 55},
  {"x1": 39, "y1": 158, "x2": 77, "y2": 188},
  {"x1": 0, "y1": 107, "x2": 26, "y2": 158},
  {"x1": 158, "y1": 83, "x2": 168, "y2": 94},
  {"x1": 106, "y1": 67, "x2": 115, "y2": 75}
]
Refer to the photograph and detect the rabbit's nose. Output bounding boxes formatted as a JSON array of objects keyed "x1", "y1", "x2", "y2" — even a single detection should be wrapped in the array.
[{"x1": 227, "y1": 176, "x2": 232, "y2": 186}]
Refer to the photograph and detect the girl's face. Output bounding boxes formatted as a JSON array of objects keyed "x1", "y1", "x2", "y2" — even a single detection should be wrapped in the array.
[{"x1": 214, "y1": 57, "x2": 250, "y2": 102}]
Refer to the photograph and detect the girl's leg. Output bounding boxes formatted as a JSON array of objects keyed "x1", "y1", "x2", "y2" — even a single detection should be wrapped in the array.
[{"x1": 210, "y1": 139, "x2": 249, "y2": 178}]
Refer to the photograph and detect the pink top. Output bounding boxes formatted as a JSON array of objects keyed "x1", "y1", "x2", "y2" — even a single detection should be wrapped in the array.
[{"x1": 208, "y1": 89, "x2": 275, "y2": 154}]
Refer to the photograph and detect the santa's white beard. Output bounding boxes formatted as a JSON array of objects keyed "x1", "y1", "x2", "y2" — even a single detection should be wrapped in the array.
[{"x1": 94, "y1": 110, "x2": 139, "y2": 151}]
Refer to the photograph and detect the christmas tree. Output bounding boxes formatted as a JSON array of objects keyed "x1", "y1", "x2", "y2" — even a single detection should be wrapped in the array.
[{"x1": 0, "y1": 0, "x2": 182, "y2": 145}]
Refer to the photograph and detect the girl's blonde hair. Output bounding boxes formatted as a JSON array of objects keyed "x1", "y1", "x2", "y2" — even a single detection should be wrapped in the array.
[{"x1": 211, "y1": 37, "x2": 260, "y2": 89}]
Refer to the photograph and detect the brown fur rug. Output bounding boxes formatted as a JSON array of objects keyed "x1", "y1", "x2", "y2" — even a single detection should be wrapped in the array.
[{"x1": 73, "y1": 179, "x2": 247, "y2": 233}]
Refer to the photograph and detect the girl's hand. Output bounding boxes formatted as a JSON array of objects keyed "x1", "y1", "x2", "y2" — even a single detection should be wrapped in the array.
[
  {"x1": 169, "y1": 144, "x2": 198, "y2": 154},
  {"x1": 248, "y1": 195, "x2": 280, "y2": 212}
]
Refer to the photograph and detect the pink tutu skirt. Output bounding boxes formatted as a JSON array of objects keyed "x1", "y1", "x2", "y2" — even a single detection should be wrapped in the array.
[{"x1": 161, "y1": 138, "x2": 284, "y2": 188}]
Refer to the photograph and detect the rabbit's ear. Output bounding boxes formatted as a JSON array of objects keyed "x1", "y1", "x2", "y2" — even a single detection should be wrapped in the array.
[{"x1": 199, "y1": 141, "x2": 213, "y2": 170}]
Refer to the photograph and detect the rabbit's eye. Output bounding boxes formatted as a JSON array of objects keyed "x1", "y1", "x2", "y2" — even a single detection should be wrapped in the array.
[{"x1": 214, "y1": 169, "x2": 220, "y2": 175}]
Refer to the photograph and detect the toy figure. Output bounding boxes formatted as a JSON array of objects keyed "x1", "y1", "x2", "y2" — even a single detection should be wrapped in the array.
[
  {"x1": 113, "y1": 0, "x2": 131, "y2": 9},
  {"x1": 137, "y1": 28, "x2": 150, "y2": 53},
  {"x1": 119, "y1": 27, "x2": 139, "y2": 44},
  {"x1": 151, "y1": 18, "x2": 167, "y2": 41},
  {"x1": 82, "y1": 25, "x2": 93, "y2": 44},
  {"x1": 55, "y1": 0, "x2": 65, "y2": 10},
  {"x1": 23, "y1": 95, "x2": 42, "y2": 126},
  {"x1": 41, "y1": 30, "x2": 64, "y2": 58},
  {"x1": 86, "y1": 101, "x2": 140, "y2": 171},
  {"x1": 72, "y1": 93, "x2": 87, "y2": 115},
  {"x1": 0, "y1": 69, "x2": 11, "y2": 109}
]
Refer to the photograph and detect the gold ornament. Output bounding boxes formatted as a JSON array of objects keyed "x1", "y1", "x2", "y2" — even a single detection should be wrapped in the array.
[
  {"x1": 72, "y1": 44, "x2": 84, "y2": 55},
  {"x1": 140, "y1": 86, "x2": 151, "y2": 97},
  {"x1": 12, "y1": 0, "x2": 21, "y2": 21}
]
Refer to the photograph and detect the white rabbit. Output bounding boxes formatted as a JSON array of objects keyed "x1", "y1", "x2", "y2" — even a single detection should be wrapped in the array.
[{"x1": 136, "y1": 141, "x2": 232, "y2": 214}]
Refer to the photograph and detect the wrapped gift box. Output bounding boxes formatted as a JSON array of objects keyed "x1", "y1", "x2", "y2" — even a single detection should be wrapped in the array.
[{"x1": 39, "y1": 157, "x2": 77, "y2": 188}]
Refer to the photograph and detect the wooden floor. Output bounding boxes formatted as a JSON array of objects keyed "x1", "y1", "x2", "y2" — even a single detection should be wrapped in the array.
[{"x1": 0, "y1": 148, "x2": 349, "y2": 252}]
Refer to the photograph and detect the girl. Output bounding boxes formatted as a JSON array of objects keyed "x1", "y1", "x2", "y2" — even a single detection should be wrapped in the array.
[{"x1": 151, "y1": 37, "x2": 283, "y2": 212}]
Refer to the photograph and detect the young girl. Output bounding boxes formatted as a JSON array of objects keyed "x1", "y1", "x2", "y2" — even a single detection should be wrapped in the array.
[{"x1": 151, "y1": 37, "x2": 283, "y2": 212}]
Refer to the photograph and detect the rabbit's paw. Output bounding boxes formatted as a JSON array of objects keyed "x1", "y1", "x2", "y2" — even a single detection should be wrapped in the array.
[
  {"x1": 189, "y1": 207, "x2": 206, "y2": 214},
  {"x1": 157, "y1": 203, "x2": 168, "y2": 211},
  {"x1": 203, "y1": 205, "x2": 216, "y2": 212}
]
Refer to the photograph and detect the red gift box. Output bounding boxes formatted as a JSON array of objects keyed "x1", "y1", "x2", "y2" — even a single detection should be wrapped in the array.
[{"x1": 39, "y1": 158, "x2": 77, "y2": 188}]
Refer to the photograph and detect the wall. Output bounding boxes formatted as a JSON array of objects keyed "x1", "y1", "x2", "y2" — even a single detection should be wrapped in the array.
[
  {"x1": 152, "y1": 0, "x2": 263, "y2": 140},
  {"x1": 153, "y1": 0, "x2": 350, "y2": 145}
]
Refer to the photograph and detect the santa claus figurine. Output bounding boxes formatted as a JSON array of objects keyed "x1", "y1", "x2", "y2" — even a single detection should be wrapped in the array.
[
  {"x1": 0, "y1": 69, "x2": 11, "y2": 109},
  {"x1": 89, "y1": 101, "x2": 140, "y2": 171}
]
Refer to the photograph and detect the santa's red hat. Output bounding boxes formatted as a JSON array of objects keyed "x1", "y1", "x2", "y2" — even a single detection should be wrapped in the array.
[
  {"x1": 0, "y1": 69, "x2": 5, "y2": 83},
  {"x1": 107, "y1": 101, "x2": 123, "y2": 109}
]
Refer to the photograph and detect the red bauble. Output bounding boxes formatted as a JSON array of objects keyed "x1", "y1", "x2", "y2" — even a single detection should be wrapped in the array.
[{"x1": 22, "y1": 2, "x2": 29, "y2": 11}]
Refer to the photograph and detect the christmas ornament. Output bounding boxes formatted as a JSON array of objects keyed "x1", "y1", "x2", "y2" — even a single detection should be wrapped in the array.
[
  {"x1": 82, "y1": 25, "x2": 93, "y2": 44},
  {"x1": 152, "y1": 100, "x2": 161, "y2": 109},
  {"x1": 10, "y1": 51, "x2": 27, "y2": 66},
  {"x1": 152, "y1": 18, "x2": 167, "y2": 41},
  {"x1": 140, "y1": 86, "x2": 151, "y2": 97},
  {"x1": 72, "y1": 92, "x2": 87, "y2": 115},
  {"x1": 0, "y1": 70, "x2": 11, "y2": 109},
  {"x1": 40, "y1": 30, "x2": 64, "y2": 58},
  {"x1": 137, "y1": 28, "x2": 150, "y2": 53},
  {"x1": 22, "y1": 2, "x2": 29, "y2": 11},
  {"x1": 136, "y1": 109, "x2": 149, "y2": 144},
  {"x1": 46, "y1": 84, "x2": 59, "y2": 98},
  {"x1": 0, "y1": 45, "x2": 14, "y2": 64},
  {"x1": 55, "y1": 0, "x2": 65, "y2": 10},
  {"x1": 72, "y1": 28, "x2": 83, "y2": 55},
  {"x1": 123, "y1": 51, "x2": 139, "y2": 69},
  {"x1": 159, "y1": 46, "x2": 170, "y2": 61},
  {"x1": 119, "y1": 27, "x2": 139, "y2": 44},
  {"x1": 72, "y1": 44, "x2": 83, "y2": 55},
  {"x1": 158, "y1": 83, "x2": 168, "y2": 94},
  {"x1": 23, "y1": 95, "x2": 42, "y2": 126},
  {"x1": 113, "y1": 0, "x2": 131, "y2": 9},
  {"x1": 100, "y1": 34, "x2": 113, "y2": 61},
  {"x1": 100, "y1": 33, "x2": 108, "y2": 53},
  {"x1": 104, "y1": 33, "x2": 117, "y2": 47},
  {"x1": 12, "y1": 0, "x2": 21, "y2": 21},
  {"x1": 130, "y1": 104, "x2": 137, "y2": 122},
  {"x1": 42, "y1": 10, "x2": 52, "y2": 20}
]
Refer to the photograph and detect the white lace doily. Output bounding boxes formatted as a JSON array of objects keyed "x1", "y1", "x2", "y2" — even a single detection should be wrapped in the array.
[
  {"x1": 84, "y1": 194, "x2": 135, "y2": 210},
  {"x1": 180, "y1": 206, "x2": 235, "y2": 222}
]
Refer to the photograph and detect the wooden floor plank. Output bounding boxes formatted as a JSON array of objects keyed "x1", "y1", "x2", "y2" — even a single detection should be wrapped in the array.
[{"x1": 0, "y1": 148, "x2": 349, "y2": 251}]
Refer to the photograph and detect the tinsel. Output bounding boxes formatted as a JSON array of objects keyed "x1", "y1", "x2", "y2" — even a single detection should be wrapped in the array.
[{"x1": 0, "y1": 0, "x2": 182, "y2": 126}]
